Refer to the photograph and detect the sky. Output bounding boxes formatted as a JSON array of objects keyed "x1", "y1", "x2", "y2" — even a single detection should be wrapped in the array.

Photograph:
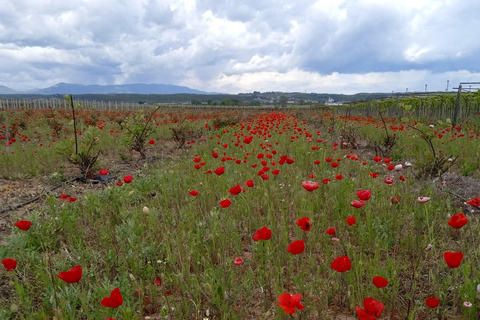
[{"x1": 1, "y1": 0, "x2": 479, "y2": 94}]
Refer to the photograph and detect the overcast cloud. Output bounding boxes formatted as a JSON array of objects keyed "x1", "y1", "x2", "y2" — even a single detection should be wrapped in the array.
[{"x1": 0, "y1": 0, "x2": 479, "y2": 94}]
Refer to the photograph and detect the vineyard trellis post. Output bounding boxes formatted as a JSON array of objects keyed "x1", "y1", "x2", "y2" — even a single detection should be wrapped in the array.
[{"x1": 453, "y1": 84, "x2": 462, "y2": 126}]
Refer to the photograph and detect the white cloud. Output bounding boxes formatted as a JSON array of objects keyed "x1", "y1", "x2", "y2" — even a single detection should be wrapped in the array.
[{"x1": 0, "y1": 0, "x2": 479, "y2": 92}]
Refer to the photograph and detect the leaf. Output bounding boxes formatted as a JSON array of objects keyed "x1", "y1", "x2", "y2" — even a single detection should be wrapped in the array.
[
  {"x1": 446, "y1": 118, "x2": 452, "y2": 124},
  {"x1": 401, "y1": 117, "x2": 410, "y2": 123},
  {"x1": 437, "y1": 120, "x2": 443, "y2": 125},
  {"x1": 403, "y1": 104, "x2": 412, "y2": 111}
]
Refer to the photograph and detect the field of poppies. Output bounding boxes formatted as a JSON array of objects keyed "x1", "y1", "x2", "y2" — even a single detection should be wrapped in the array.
[{"x1": 1, "y1": 100, "x2": 480, "y2": 319}]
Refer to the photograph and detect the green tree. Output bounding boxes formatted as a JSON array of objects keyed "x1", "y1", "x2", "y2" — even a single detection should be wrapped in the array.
[{"x1": 279, "y1": 95, "x2": 288, "y2": 107}]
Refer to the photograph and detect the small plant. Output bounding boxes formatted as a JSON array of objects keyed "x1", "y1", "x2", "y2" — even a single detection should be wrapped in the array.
[
  {"x1": 408, "y1": 123, "x2": 457, "y2": 178},
  {"x1": 374, "y1": 108, "x2": 397, "y2": 157},
  {"x1": 61, "y1": 95, "x2": 101, "y2": 179},
  {"x1": 123, "y1": 105, "x2": 161, "y2": 159}
]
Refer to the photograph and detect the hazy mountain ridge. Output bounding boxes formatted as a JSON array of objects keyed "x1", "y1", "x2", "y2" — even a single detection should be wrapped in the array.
[
  {"x1": 0, "y1": 83, "x2": 213, "y2": 95},
  {"x1": 0, "y1": 85, "x2": 19, "y2": 94}
]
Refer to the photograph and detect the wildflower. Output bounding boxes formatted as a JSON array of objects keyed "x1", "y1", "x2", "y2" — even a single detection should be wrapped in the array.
[
  {"x1": 448, "y1": 213, "x2": 468, "y2": 229},
  {"x1": 14, "y1": 220, "x2": 31, "y2": 231},
  {"x1": 417, "y1": 196, "x2": 430, "y2": 203},
  {"x1": 220, "y1": 199, "x2": 231, "y2": 208},
  {"x1": 331, "y1": 256, "x2": 351, "y2": 272},
  {"x1": 346, "y1": 216, "x2": 356, "y2": 225},
  {"x1": 426, "y1": 297, "x2": 439, "y2": 308},
  {"x1": 351, "y1": 200, "x2": 366, "y2": 208},
  {"x1": 253, "y1": 227, "x2": 272, "y2": 241},
  {"x1": 355, "y1": 297, "x2": 384, "y2": 320},
  {"x1": 278, "y1": 293, "x2": 304, "y2": 314},
  {"x1": 1, "y1": 258, "x2": 17, "y2": 271},
  {"x1": 287, "y1": 240, "x2": 305, "y2": 255},
  {"x1": 101, "y1": 288, "x2": 123, "y2": 308},
  {"x1": 444, "y1": 252, "x2": 463, "y2": 268},
  {"x1": 57, "y1": 265, "x2": 82, "y2": 283},
  {"x1": 296, "y1": 217, "x2": 312, "y2": 231},
  {"x1": 302, "y1": 181, "x2": 319, "y2": 191},
  {"x1": 372, "y1": 276, "x2": 388, "y2": 288}
]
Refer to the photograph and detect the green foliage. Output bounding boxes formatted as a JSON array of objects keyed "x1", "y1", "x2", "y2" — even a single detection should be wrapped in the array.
[{"x1": 122, "y1": 106, "x2": 161, "y2": 159}]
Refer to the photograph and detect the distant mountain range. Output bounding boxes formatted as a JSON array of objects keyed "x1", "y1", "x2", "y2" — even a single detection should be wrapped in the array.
[
  {"x1": 0, "y1": 83, "x2": 212, "y2": 95},
  {"x1": 0, "y1": 85, "x2": 19, "y2": 94}
]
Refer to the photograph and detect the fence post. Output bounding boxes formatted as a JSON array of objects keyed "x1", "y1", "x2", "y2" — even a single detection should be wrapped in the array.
[{"x1": 452, "y1": 85, "x2": 462, "y2": 126}]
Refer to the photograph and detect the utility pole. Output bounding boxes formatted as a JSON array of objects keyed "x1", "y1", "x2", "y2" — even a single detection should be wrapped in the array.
[
  {"x1": 425, "y1": 84, "x2": 427, "y2": 92},
  {"x1": 446, "y1": 80, "x2": 449, "y2": 91}
]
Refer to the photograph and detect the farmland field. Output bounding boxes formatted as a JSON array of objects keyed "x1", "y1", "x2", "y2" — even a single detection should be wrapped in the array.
[{"x1": 1, "y1": 98, "x2": 480, "y2": 319}]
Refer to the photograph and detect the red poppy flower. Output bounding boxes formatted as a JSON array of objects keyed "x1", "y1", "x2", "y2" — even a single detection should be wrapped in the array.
[
  {"x1": 286, "y1": 158, "x2": 295, "y2": 164},
  {"x1": 234, "y1": 257, "x2": 242, "y2": 265},
  {"x1": 99, "y1": 169, "x2": 109, "y2": 175},
  {"x1": 355, "y1": 297, "x2": 384, "y2": 320},
  {"x1": 443, "y1": 252, "x2": 463, "y2": 268},
  {"x1": 448, "y1": 213, "x2": 468, "y2": 229},
  {"x1": 245, "y1": 180, "x2": 254, "y2": 187},
  {"x1": 384, "y1": 158, "x2": 391, "y2": 163},
  {"x1": 214, "y1": 167, "x2": 225, "y2": 175},
  {"x1": 466, "y1": 197, "x2": 480, "y2": 207},
  {"x1": 220, "y1": 199, "x2": 232, "y2": 208},
  {"x1": 373, "y1": 156, "x2": 382, "y2": 162},
  {"x1": 384, "y1": 177, "x2": 394, "y2": 184},
  {"x1": 68, "y1": 197, "x2": 77, "y2": 202},
  {"x1": 14, "y1": 220, "x2": 31, "y2": 231},
  {"x1": 351, "y1": 200, "x2": 366, "y2": 208},
  {"x1": 325, "y1": 157, "x2": 333, "y2": 162},
  {"x1": 386, "y1": 165, "x2": 395, "y2": 171},
  {"x1": 189, "y1": 190, "x2": 199, "y2": 196},
  {"x1": 155, "y1": 277, "x2": 162, "y2": 286},
  {"x1": 261, "y1": 174, "x2": 269, "y2": 180},
  {"x1": 123, "y1": 175, "x2": 133, "y2": 183},
  {"x1": 101, "y1": 288, "x2": 123, "y2": 308},
  {"x1": 391, "y1": 196, "x2": 400, "y2": 204},
  {"x1": 1, "y1": 258, "x2": 17, "y2": 271},
  {"x1": 212, "y1": 152, "x2": 219, "y2": 158},
  {"x1": 229, "y1": 184, "x2": 242, "y2": 195},
  {"x1": 314, "y1": 160, "x2": 321, "y2": 165},
  {"x1": 426, "y1": 297, "x2": 439, "y2": 308},
  {"x1": 325, "y1": 227, "x2": 336, "y2": 235},
  {"x1": 148, "y1": 139, "x2": 155, "y2": 144},
  {"x1": 356, "y1": 190, "x2": 371, "y2": 201},
  {"x1": 60, "y1": 194, "x2": 69, "y2": 200},
  {"x1": 287, "y1": 240, "x2": 305, "y2": 255},
  {"x1": 253, "y1": 227, "x2": 272, "y2": 241},
  {"x1": 296, "y1": 217, "x2": 311, "y2": 231},
  {"x1": 272, "y1": 169, "x2": 280, "y2": 175},
  {"x1": 346, "y1": 216, "x2": 356, "y2": 226},
  {"x1": 372, "y1": 276, "x2": 388, "y2": 288},
  {"x1": 302, "y1": 181, "x2": 319, "y2": 191},
  {"x1": 278, "y1": 293, "x2": 304, "y2": 314},
  {"x1": 322, "y1": 178, "x2": 330, "y2": 184},
  {"x1": 335, "y1": 175, "x2": 343, "y2": 180},
  {"x1": 57, "y1": 265, "x2": 82, "y2": 283},
  {"x1": 331, "y1": 256, "x2": 351, "y2": 272},
  {"x1": 331, "y1": 162, "x2": 339, "y2": 168},
  {"x1": 369, "y1": 172, "x2": 379, "y2": 178},
  {"x1": 116, "y1": 181, "x2": 123, "y2": 186}
]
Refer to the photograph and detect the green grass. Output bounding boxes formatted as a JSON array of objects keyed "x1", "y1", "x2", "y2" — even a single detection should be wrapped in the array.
[{"x1": 1, "y1": 107, "x2": 480, "y2": 319}]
